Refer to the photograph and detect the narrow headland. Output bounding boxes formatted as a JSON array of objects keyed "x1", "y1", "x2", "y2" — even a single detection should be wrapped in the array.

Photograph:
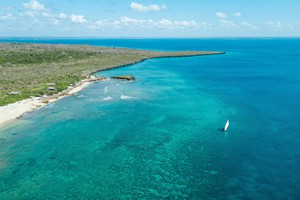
[{"x1": 0, "y1": 43, "x2": 224, "y2": 127}]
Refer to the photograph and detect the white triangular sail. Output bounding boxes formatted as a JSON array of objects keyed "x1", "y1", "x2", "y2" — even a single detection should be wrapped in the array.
[{"x1": 224, "y1": 120, "x2": 229, "y2": 131}]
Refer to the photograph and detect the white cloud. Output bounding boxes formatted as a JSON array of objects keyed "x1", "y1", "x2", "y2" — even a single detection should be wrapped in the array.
[
  {"x1": 216, "y1": 12, "x2": 226, "y2": 18},
  {"x1": 23, "y1": 0, "x2": 45, "y2": 11},
  {"x1": 121, "y1": 16, "x2": 146, "y2": 24},
  {"x1": 241, "y1": 21, "x2": 257, "y2": 29},
  {"x1": 287, "y1": 23, "x2": 300, "y2": 30},
  {"x1": 20, "y1": 11, "x2": 37, "y2": 18},
  {"x1": 59, "y1": 13, "x2": 67, "y2": 19},
  {"x1": 71, "y1": 15, "x2": 87, "y2": 23},
  {"x1": 0, "y1": 14, "x2": 15, "y2": 20},
  {"x1": 220, "y1": 19, "x2": 236, "y2": 28},
  {"x1": 199, "y1": 22, "x2": 213, "y2": 29},
  {"x1": 91, "y1": 16, "x2": 201, "y2": 30},
  {"x1": 234, "y1": 12, "x2": 241, "y2": 17},
  {"x1": 130, "y1": 2, "x2": 166, "y2": 12},
  {"x1": 264, "y1": 21, "x2": 300, "y2": 30},
  {"x1": 119, "y1": 16, "x2": 152, "y2": 28},
  {"x1": 95, "y1": 20, "x2": 110, "y2": 26},
  {"x1": 265, "y1": 21, "x2": 282, "y2": 28},
  {"x1": 174, "y1": 20, "x2": 198, "y2": 28},
  {"x1": 158, "y1": 19, "x2": 172, "y2": 27}
]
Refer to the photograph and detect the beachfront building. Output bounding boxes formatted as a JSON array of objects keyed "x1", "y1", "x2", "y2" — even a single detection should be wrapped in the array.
[
  {"x1": 8, "y1": 91, "x2": 21, "y2": 95},
  {"x1": 47, "y1": 87, "x2": 56, "y2": 91}
]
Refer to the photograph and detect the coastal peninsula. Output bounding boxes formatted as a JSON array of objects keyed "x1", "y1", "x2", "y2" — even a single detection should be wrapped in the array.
[{"x1": 0, "y1": 43, "x2": 224, "y2": 126}]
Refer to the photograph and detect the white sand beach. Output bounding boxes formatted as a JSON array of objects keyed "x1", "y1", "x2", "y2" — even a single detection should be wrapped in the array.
[{"x1": 0, "y1": 79, "x2": 95, "y2": 128}]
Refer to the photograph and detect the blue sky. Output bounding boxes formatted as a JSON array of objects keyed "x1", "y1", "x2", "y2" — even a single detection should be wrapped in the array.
[{"x1": 0, "y1": 0, "x2": 300, "y2": 37}]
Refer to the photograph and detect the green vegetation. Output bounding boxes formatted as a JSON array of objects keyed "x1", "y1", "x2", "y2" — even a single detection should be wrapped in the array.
[{"x1": 0, "y1": 43, "x2": 223, "y2": 106}]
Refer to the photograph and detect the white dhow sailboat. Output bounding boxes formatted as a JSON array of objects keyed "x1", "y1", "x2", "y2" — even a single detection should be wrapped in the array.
[{"x1": 223, "y1": 120, "x2": 229, "y2": 132}]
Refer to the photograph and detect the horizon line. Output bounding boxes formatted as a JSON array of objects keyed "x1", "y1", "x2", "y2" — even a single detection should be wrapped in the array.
[{"x1": 1, "y1": 36, "x2": 300, "y2": 40}]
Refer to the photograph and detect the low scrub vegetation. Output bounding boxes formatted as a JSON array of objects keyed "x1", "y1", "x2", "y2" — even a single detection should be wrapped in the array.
[{"x1": 0, "y1": 43, "x2": 221, "y2": 106}]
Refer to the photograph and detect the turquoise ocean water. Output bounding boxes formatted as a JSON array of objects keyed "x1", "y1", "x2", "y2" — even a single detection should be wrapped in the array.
[{"x1": 0, "y1": 39, "x2": 300, "y2": 199}]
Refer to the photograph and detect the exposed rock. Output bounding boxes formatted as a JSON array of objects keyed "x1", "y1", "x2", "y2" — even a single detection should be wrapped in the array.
[{"x1": 111, "y1": 75, "x2": 136, "y2": 81}]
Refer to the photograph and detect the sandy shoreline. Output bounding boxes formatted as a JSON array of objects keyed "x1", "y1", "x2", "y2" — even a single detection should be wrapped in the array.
[
  {"x1": 0, "y1": 78, "x2": 102, "y2": 128},
  {"x1": 0, "y1": 51, "x2": 224, "y2": 129}
]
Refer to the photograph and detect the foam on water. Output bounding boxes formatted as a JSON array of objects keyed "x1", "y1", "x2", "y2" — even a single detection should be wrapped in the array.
[
  {"x1": 120, "y1": 95, "x2": 136, "y2": 100},
  {"x1": 102, "y1": 96, "x2": 113, "y2": 101}
]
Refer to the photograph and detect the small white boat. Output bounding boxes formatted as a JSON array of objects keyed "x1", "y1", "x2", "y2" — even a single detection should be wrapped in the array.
[{"x1": 223, "y1": 120, "x2": 229, "y2": 131}]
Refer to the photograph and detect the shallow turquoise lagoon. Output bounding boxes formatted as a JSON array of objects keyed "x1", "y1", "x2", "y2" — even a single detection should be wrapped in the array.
[{"x1": 0, "y1": 39, "x2": 300, "y2": 199}]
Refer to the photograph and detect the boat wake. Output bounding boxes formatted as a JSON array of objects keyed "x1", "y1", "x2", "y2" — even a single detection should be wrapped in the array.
[
  {"x1": 104, "y1": 87, "x2": 108, "y2": 94},
  {"x1": 102, "y1": 96, "x2": 113, "y2": 101},
  {"x1": 120, "y1": 95, "x2": 136, "y2": 100}
]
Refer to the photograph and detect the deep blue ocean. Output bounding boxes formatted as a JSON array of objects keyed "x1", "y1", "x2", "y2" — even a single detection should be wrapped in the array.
[{"x1": 0, "y1": 38, "x2": 300, "y2": 199}]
